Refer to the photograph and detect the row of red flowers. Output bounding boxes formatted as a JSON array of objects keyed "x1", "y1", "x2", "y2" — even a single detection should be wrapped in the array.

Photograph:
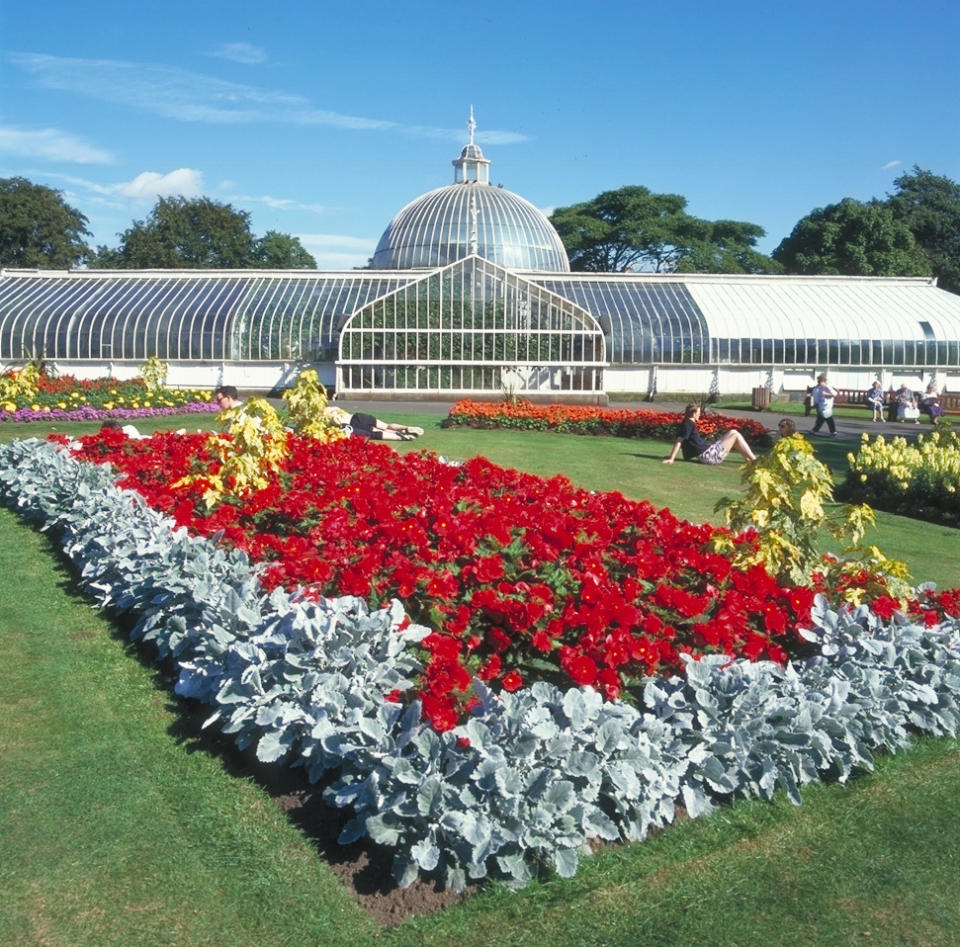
[
  {"x1": 62, "y1": 427, "x2": 814, "y2": 730},
  {"x1": 443, "y1": 399, "x2": 771, "y2": 446}
]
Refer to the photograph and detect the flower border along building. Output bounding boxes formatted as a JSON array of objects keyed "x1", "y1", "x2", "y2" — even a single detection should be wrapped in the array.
[{"x1": 3, "y1": 115, "x2": 960, "y2": 402}]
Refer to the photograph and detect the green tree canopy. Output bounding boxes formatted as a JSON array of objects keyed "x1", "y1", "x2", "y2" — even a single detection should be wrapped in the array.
[
  {"x1": 885, "y1": 166, "x2": 960, "y2": 294},
  {"x1": 90, "y1": 197, "x2": 317, "y2": 270},
  {"x1": 94, "y1": 196, "x2": 256, "y2": 268},
  {"x1": 549, "y1": 185, "x2": 777, "y2": 274},
  {"x1": 0, "y1": 176, "x2": 92, "y2": 268},
  {"x1": 254, "y1": 230, "x2": 316, "y2": 268},
  {"x1": 676, "y1": 220, "x2": 782, "y2": 274},
  {"x1": 772, "y1": 198, "x2": 929, "y2": 277}
]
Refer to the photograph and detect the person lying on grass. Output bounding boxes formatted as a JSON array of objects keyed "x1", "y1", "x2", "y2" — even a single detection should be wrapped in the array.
[
  {"x1": 662, "y1": 403, "x2": 757, "y2": 465},
  {"x1": 323, "y1": 405, "x2": 424, "y2": 441}
]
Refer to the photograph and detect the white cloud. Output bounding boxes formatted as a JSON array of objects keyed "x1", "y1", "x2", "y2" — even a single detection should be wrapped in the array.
[
  {"x1": 117, "y1": 168, "x2": 203, "y2": 199},
  {"x1": 210, "y1": 42, "x2": 267, "y2": 65},
  {"x1": 881, "y1": 160, "x2": 902, "y2": 170},
  {"x1": 8, "y1": 52, "x2": 532, "y2": 143},
  {"x1": 298, "y1": 233, "x2": 377, "y2": 270},
  {"x1": 0, "y1": 122, "x2": 113, "y2": 163},
  {"x1": 33, "y1": 167, "x2": 204, "y2": 204},
  {"x1": 229, "y1": 192, "x2": 326, "y2": 214}
]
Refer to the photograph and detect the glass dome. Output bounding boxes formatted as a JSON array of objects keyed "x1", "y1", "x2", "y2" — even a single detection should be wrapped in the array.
[{"x1": 372, "y1": 114, "x2": 571, "y2": 273}]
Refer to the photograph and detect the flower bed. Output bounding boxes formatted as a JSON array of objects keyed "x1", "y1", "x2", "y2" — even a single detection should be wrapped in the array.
[
  {"x1": 1, "y1": 402, "x2": 220, "y2": 423},
  {"x1": 0, "y1": 366, "x2": 215, "y2": 422},
  {"x1": 841, "y1": 429, "x2": 960, "y2": 526},
  {"x1": 443, "y1": 399, "x2": 771, "y2": 446},
  {"x1": 2, "y1": 437, "x2": 959, "y2": 892},
  {"x1": 63, "y1": 428, "x2": 813, "y2": 730}
]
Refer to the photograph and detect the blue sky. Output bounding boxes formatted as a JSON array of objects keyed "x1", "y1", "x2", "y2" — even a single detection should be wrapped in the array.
[{"x1": 3, "y1": 0, "x2": 959, "y2": 269}]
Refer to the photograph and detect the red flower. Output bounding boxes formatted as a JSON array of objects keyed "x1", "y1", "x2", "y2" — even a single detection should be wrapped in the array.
[
  {"x1": 501, "y1": 670, "x2": 524, "y2": 692},
  {"x1": 870, "y1": 595, "x2": 901, "y2": 620}
]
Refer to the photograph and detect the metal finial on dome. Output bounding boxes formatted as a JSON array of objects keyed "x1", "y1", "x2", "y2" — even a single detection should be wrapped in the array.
[{"x1": 453, "y1": 107, "x2": 490, "y2": 185}]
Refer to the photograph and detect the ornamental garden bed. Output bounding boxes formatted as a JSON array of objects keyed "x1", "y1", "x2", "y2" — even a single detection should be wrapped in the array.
[
  {"x1": 0, "y1": 365, "x2": 217, "y2": 423},
  {"x1": 2, "y1": 427, "x2": 959, "y2": 899},
  {"x1": 442, "y1": 399, "x2": 772, "y2": 446}
]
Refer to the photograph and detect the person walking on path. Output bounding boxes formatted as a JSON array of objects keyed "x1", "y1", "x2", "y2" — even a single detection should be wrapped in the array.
[{"x1": 810, "y1": 374, "x2": 838, "y2": 436}]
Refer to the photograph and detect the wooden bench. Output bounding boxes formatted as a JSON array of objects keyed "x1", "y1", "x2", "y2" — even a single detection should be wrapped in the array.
[{"x1": 805, "y1": 387, "x2": 960, "y2": 419}]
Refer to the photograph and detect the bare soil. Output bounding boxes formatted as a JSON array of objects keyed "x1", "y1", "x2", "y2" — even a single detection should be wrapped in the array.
[{"x1": 169, "y1": 695, "x2": 466, "y2": 928}]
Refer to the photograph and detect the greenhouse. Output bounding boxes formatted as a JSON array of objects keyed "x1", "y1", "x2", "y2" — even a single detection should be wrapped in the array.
[{"x1": 3, "y1": 115, "x2": 960, "y2": 399}]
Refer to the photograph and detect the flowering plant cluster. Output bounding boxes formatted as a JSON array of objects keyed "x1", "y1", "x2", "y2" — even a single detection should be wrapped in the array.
[
  {"x1": 64, "y1": 428, "x2": 813, "y2": 730},
  {"x1": 3, "y1": 437, "x2": 960, "y2": 892},
  {"x1": 841, "y1": 429, "x2": 960, "y2": 526},
  {"x1": 0, "y1": 362, "x2": 213, "y2": 419},
  {"x1": 444, "y1": 399, "x2": 771, "y2": 446}
]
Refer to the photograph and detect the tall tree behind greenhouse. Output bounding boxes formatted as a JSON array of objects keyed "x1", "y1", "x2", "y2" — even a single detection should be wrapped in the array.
[
  {"x1": 772, "y1": 198, "x2": 930, "y2": 278},
  {"x1": 885, "y1": 166, "x2": 960, "y2": 295},
  {"x1": 255, "y1": 230, "x2": 316, "y2": 268},
  {"x1": 89, "y1": 196, "x2": 317, "y2": 269},
  {"x1": 91, "y1": 196, "x2": 256, "y2": 269},
  {"x1": 0, "y1": 177, "x2": 92, "y2": 268},
  {"x1": 549, "y1": 185, "x2": 778, "y2": 274}
]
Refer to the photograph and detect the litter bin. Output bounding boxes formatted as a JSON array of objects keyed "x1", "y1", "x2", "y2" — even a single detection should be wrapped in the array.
[{"x1": 751, "y1": 386, "x2": 771, "y2": 411}]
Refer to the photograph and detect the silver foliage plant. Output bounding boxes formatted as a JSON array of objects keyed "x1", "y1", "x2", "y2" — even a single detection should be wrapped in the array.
[{"x1": 2, "y1": 438, "x2": 959, "y2": 891}]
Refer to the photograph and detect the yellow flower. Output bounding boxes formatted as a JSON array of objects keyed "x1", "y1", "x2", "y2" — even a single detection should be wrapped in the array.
[{"x1": 2, "y1": 401, "x2": 16, "y2": 412}]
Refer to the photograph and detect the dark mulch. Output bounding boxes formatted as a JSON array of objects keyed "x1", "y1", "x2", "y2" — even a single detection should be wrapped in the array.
[{"x1": 168, "y1": 693, "x2": 466, "y2": 928}]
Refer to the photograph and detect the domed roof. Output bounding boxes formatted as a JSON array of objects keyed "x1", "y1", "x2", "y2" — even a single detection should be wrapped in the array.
[{"x1": 372, "y1": 111, "x2": 571, "y2": 273}]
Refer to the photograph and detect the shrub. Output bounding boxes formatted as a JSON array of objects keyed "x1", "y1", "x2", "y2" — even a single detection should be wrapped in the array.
[
  {"x1": 714, "y1": 433, "x2": 911, "y2": 600},
  {"x1": 841, "y1": 429, "x2": 960, "y2": 526}
]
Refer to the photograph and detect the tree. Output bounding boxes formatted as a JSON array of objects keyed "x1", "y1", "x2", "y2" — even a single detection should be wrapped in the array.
[
  {"x1": 676, "y1": 220, "x2": 782, "y2": 274},
  {"x1": 95, "y1": 196, "x2": 256, "y2": 269},
  {"x1": 254, "y1": 230, "x2": 316, "y2": 268},
  {"x1": 772, "y1": 198, "x2": 929, "y2": 277},
  {"x1": 549, "y1": 185, "x2": 776, "y2": 274},
  {"x1": 885, "y1": 166, "x2": 960, "y2": 294},
  {"x1": 0, "y1": 176, "x2": 91, "y2": 268}
]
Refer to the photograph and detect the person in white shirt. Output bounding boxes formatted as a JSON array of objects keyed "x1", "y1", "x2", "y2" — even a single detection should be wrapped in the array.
[{"x1": 810, "y1": 374, "x2": 838, "y2": 436}]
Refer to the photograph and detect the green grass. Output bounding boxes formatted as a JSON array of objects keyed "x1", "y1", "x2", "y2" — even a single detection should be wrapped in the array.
[
  {"x1": 2, "y1": 412, "x2": 959, "y2": 945},
  {"x1": 0, "y1": 510, "x2": 377, "y2": 947}
]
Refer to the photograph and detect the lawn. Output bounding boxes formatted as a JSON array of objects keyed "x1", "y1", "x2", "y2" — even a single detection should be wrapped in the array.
[{"x1": 1, "y1": 411, "x2": 959, "y2": 946}]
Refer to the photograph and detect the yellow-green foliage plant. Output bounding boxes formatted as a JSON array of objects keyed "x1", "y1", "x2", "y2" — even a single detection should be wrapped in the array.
[
  {"x1": 281, "y1": 369, "x2": 348, "y2": 443},
  {"x1": 844, "y1": 428, "x2": 960, "y2": 525},
  {"x1": 177, "y1": 397, "x2": 290, "y2": 508},
  {"x1": 139, "y1": 355, "x2": 168, "y2": 393},
  {"x1": 0, "y1": 360, "x2": 42, "y2": 402},
  {"x1": 713, "y1": 433, "x2": 910, "y2": 599}
]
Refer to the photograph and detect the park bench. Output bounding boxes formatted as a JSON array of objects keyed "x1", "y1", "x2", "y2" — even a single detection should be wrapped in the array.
[{"x1": 805, "y1": 387, "x2": 960, "y2": 419}]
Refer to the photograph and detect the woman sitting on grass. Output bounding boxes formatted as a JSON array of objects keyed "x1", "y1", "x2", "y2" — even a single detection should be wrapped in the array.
[{"x1": 662, "y1": 403, "x2": 757, "y2": 466}]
